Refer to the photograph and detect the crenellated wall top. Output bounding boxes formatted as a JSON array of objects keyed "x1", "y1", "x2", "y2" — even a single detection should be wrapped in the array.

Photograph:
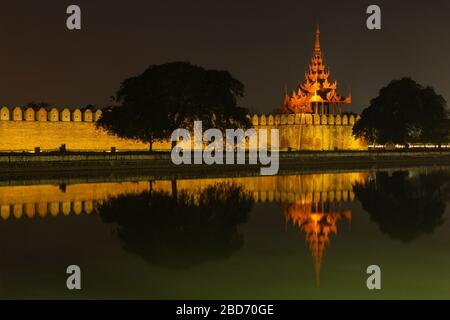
[{"x1": 0, "y1": 106, "x2": 103, "y2": 122}]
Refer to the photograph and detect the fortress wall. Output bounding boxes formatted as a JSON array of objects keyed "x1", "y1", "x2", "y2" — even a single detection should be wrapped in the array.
[
  {"x1": 0, "y1": 106, "x2": 367, "y2": 152},
  {"x1": 0, "y1": 121, "x2": 154, "y2": 151},
  {"x1": 253, "y1": 113, "x2": 366, "y2": 151},
  {"x1": 0, "y1": 107, "x2": 167, "y2": 151}
]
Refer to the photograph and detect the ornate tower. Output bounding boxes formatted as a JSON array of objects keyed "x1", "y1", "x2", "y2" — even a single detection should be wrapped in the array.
[{"x1": 280, "y1": 26, "x2": 351, "y2": 115}]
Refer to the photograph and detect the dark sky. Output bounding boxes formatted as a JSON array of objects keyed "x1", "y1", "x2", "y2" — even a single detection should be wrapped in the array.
[{"x1": 1, "y1": 0, "x2": 450, "y2": 113}]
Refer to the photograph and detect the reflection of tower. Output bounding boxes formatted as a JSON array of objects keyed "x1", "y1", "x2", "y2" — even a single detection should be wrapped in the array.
[{"x1": 284, "y1": 198, "x2": 351, "y2": 287}]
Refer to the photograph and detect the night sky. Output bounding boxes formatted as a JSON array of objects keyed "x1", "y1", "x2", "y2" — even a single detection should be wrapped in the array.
[{"x1": 1, "y1": 0, "x2": 450, "y2": 113}]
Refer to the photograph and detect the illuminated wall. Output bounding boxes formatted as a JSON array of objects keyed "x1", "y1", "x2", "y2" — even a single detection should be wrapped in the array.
[
  {"x1": 0, "y1": 107, "x2": 166, "y2": 151},
  {"x1": 0, "y1": 106, "x2": 367, "y2": 152},
  {"x1": 251, "y1": 113, "x2": 367, "y2": 151}
]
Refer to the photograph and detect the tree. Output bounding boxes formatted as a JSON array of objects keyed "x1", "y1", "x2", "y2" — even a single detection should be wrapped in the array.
[
  {"x1": 97, "y1": 183, "x2": 253, "y2": 268},
  {"x1": 353, "y1": 78, "x2": 449, "y2": 145},
  {"x1": 82, "y1": 104, "x2": 97, "y2": 111},
  {"x1": 97, "y1": 62, "x2": 251, "y2": 151},
  {"x1": 26, "y1": 101, "x2": 51, "y2": 111},
  {"x1": 354, "y1": 171, "x2": 450, "y2": 242}
]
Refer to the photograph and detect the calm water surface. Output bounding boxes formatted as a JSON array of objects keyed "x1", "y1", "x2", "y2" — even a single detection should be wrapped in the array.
[{"x1": 0, "y1": 167, "x2": 449, "y2": 299}]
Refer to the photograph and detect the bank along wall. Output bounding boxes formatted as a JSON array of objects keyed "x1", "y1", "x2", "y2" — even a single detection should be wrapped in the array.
[{"x1": 0, "y1": 106, "x2": 367, "y2": 152}]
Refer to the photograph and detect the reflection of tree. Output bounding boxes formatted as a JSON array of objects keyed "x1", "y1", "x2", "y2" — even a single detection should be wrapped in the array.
[
  {"x1": 354, "y1": 171, "x2": 450, "y2": 242},
  {"x1": 97, "y1": 183, "x2": 253, "y2": 268}
]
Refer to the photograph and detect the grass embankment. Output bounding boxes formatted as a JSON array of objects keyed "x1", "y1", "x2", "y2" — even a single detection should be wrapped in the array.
[{"x1": 0, "y1": 149, "x2": 449, "y2": 182}]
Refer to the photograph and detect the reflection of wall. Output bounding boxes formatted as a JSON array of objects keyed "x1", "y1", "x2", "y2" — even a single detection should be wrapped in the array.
[
  {"x1": 0, "y1": 181, "x2": 151, "y2": 219},
  {"x1": 0, "y1": 173, "x2": 365, "y2": 286},
  {"x1": 168, "y1": 172, "x2": 366, "y2": 205},
  {"x1": 0, "y1": 172, "x2": 367, "y2": 220},
  {"x1": 0, "y1": 106, "x2": 366, "y2": 152}
]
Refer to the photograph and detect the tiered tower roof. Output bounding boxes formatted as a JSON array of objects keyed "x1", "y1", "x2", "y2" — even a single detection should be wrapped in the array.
[{"x1": 280, "y1": 26, "x2": 351, "y2": 114}]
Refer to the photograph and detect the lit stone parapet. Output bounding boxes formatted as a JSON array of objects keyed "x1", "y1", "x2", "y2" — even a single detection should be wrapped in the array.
[
  {"x1": 342, "y1": 115, "x2": 348, "y2": 125},
  {"x1": 94, "y1": 110, "x2": 102, "y2": 121},
  {"x1": 260, "y1": 115, "x2": 266, "y2": 126},
  {"x1": 49, "y1": 108, "x2": 59, "y2": 122},
  {"x1": 25, "y1": 108, "x2": 35, "y2": 121},
  {"x1": 13, "y1": 107, "x2": 22, "y2": 121},
  {"x1": 0, "y1": 107, "x2": 366, "y2": 152},
  {"x1": 244, "y1": 112, "x2": 367, "y2": 151},
  {"x1": 0, "y1": 106, "x2": 154, "y2": 152},
  {"x1": 83, "y1": 109, "x2": 93, "y2": 122},
  {"x1": 72, "y1": 109, "x2": 82, "y2": 122},
  {"x1": 62, "y1": 108, "x2": 71, "y2": 121},
  {"x1": 0, "y1": 107, "x2": 106, "y2": 123},
  {"x1": 37, "y1": 108, "x2": 47, "y2": 122},
  {"x1": 1, "y1": 107, "x2": 10, "y2": 120}
]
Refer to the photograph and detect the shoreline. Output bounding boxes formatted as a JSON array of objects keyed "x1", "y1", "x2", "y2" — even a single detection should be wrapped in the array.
[{"x1": 0, "y1": 150, "x2": 449, "y2": 184}]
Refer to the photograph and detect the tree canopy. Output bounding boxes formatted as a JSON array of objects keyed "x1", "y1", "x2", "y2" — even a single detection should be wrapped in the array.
[
  {"x1": 97, "y1": 183, "x2": 253, "y2": 268},
  {"x1": 354, "y1": 170, "x2": 450, "y2": 242},
  {"x1": 353, "y1": 77, "x2": 449, "y2": 145},
  {"x1": 97, "y1": 61, "x2": 251, "y2": 150},
  {"x1": 25, "y1": 101, "x2": 51, "y2": 111}
]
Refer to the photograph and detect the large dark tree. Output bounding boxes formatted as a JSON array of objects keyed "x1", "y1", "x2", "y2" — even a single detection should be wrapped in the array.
[
  {"x1": 26, "y1": 101, "x2": 51, "y2": 111},
  {"x1": 97, "y1": 62, "x2": 251, "y2": 151},
  {"x1": 354, "y1": 170, "x2": 450, "y2": 242},
  {"x1": 353, "y1": 78, "x2": 449, "y2": 145},
  {"x1": 97, "y1": 183, "x2": 253, "y2": 268}
]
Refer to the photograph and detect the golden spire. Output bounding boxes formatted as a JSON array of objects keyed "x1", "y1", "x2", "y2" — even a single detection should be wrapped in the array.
[
  {"x1": 314, "y1": 25, "x2": 321, "y2": 54},
  {"x1": 279, "y1": 25, "x2": 352, "y2": 114}
]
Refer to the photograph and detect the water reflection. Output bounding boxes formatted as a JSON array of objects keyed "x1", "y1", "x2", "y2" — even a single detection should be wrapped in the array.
[
  {"x1": 1, "y1": 170, "x2": 449, "y2": 288},
  {"x1": 0, "y1": 173, "x2": 365, "y2": 285},
  {"x1": 97, "y1": 183, "x2": 253, "y2": 268},
  {"x1": 354, "y1": 170, "x2": 450, "y2": 242},
  {"x1": 283, "y1": 202, "x2": 351, "y2": 286}
]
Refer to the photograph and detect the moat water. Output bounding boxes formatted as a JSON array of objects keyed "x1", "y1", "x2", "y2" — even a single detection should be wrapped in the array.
[{"x1": 0, "y1": 166, "x2": 449, "y2": 299}]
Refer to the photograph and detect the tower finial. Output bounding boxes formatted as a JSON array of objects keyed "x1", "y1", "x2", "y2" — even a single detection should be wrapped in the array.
[{"x1": 314, "y1": 25, "x2": 321, "y2": 53}]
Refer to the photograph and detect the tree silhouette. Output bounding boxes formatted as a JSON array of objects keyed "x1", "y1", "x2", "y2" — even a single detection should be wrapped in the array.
[
  {"x1": 25, "y1": 101, "x2": 51, "y2": 111},
  {"x1": 82, "y1": 104, "x2": 97, "y2": 111},
  {"x1": 97, "y1": 183, "x2": 254, "y2": 268},
  {"x1": 354, "y1": 171, "x2": 450, "y2": 242},
  {"x1": 97, "y1": 62, "x2": 251, "y2": 151},
  {"x1": 353, "y1": 78, "x2": 449, "y2": 145}
]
